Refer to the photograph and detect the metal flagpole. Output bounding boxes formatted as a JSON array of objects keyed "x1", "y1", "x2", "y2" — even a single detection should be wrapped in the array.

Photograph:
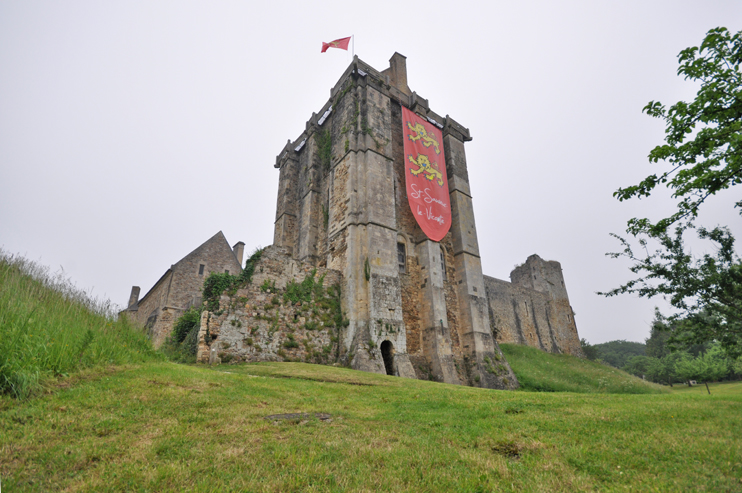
[{"x1": 352, "y1": 35, "x2": 354, "y2": 58}]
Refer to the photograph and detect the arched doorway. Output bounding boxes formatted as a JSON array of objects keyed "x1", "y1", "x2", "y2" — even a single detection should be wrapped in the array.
[{"x1": 380, "y1": 340, "x2": 394, "y2": 376}]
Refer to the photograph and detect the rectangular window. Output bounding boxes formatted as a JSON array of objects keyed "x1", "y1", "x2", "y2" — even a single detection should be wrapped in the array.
[
  {"x1": 225, "y1": 269, "x2": 229, "y2": 274},
  {"x1": 198, "y1": 264, "x2": 205, "y2": 276},
  {"x1": 397, "y1": 243, "x2": 406, "y2": 274},
  {"x1": 440, "y1": 251, "x2": 447, "y2": 282}
]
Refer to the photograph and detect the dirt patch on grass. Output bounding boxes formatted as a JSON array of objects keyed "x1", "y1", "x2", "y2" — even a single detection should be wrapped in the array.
[
  {"x1": 491, "y1": 440, "x2": 522, "y2": 458},
  {"x1": 265, "y1": 412, "x2": 333, "y2": 423},
  {"x1": 264, "y1": 374, "x2": 376, "y2": 386}
]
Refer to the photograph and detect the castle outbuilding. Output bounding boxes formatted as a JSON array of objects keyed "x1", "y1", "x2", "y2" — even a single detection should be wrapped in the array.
[
  {"x1": 192, "y1": 53, "x2": 583, "y2": 389},
  {"x1": 122, "y1": 231, "x2": 244, "y2": 348}
]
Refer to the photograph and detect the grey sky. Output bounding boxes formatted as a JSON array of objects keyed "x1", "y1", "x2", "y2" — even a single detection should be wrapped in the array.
[{"x1": 1, "y1": 1, "x2": 740, "y2": 344}]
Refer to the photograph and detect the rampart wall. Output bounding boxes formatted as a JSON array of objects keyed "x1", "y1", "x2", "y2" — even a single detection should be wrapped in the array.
[{"x1": 484, "y1": 255, "x2": 583, "y2": 357}]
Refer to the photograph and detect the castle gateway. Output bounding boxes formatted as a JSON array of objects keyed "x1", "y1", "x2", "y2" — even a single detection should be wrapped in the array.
[{"x1": 196, "y1": 54, "x2": 583, "y2": 389}]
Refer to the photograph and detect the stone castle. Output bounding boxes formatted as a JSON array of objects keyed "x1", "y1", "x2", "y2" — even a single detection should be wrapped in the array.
[{"x1": 126, "y1": 53, "x2": 583, "y2": 390}]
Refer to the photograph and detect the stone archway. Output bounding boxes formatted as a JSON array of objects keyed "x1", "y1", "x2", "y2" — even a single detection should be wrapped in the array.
[{"x1": 380, "y1": 340, "x2": 394, "y2": 376}]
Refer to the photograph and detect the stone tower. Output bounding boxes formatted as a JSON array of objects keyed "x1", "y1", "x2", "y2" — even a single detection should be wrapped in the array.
[{"x1": 272, "y1": 53, "x2": 518, "y2": 389}]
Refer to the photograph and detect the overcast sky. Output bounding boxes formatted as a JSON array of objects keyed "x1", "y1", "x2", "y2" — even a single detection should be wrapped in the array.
[{"x1": 2, "y1": 1, "x2": 740, "y2": 345}]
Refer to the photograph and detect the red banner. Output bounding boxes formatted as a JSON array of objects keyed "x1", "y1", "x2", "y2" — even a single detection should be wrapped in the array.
[{"x1": 402, "y1": 107, "x2": 451, "y2": 241}]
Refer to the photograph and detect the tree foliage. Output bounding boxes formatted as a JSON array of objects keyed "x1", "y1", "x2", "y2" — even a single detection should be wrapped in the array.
[
  {"x1": 646, "y1": 353, "x2": 684, "y2": 386},
  {"x1": 674, "y1": 343, "x2": 730, "y2": 388},
  {"x1": 604, "y1": 27, "x2": 742, "y2": 357},
  {"x1": 623, "y1": 355, "x2": 654, "y2": 378},
  {"x1": 614, "y1": 27, "x2": 742, "y2": 234},
  {"x1": 580, "y1": 338, "x2": 599, "y2": 361},
  {"x1": 645, "y1": 310, "x2": 673, "y2": 358},
  {"x1": 591, "y1": 340, "x2": 646, "y2": 369}
]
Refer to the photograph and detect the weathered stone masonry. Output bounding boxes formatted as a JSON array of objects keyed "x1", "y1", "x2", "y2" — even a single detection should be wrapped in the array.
[
  {"x1": 195, "y1": 53, "x2": 583, "y2": 389},
  {"x1": 485, "y1": 255, "x2": 582, "y2": 356},
  {"x1": 196, "y1": 246, "x2": 345, "y2": 367},
  {"x1": 122, "y1": 231, "x2": 244, "y2": 348}
]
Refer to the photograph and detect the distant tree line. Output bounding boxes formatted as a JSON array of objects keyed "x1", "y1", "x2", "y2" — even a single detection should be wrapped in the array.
[{"x1": 581, "y1": 312, "x2": 742, "y2": 392}]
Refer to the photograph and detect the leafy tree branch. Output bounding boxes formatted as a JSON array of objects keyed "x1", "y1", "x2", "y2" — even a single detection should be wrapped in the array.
[{"x1": 604, "y1": 27, "x2": 742, "y2": 357}]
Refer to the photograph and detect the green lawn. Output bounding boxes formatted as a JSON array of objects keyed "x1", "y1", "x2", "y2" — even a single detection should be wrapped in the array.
[
  {"x1": 670, "y1": 380, "x2": 742, "y2": 396},
  {"x1": 2, "y1": 361, "x2": 740, "y2": 492}
]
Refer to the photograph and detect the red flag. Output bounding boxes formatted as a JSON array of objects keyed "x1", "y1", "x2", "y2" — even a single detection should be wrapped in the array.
[
  {"x1": 402, "y1": 107, "x2": 451, "y2": 242},
  {"x1": 321, "y1": 37, "x2": 351, "y2": 53}
]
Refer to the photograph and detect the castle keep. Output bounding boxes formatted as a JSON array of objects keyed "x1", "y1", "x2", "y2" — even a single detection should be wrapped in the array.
[{"x1": 190, "y1": 53, "x2": 583, "y2": 390}]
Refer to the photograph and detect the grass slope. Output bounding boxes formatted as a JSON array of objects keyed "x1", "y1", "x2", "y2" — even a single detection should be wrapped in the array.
[
  {"x1": 501, "y1": 343, "x2": 667, "y2": 394},
  {"x1": 2, "y1": 362, "x2": 741, "y2": 492},
  {"x1": 0, "y1": 253, "x2": 161, "y2": 398},
  {"x1": 1, "y1": 255, "x2": 740, "y2": 491}
]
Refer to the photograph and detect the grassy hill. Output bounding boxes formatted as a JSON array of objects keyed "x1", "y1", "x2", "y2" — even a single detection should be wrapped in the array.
[
  {"x1": 500, "y1": 343, "x2": 666, "y2": 394},
  {"x1": 0, "y1": 252, "x2": 161, "y2": 398},
  {"x1": 1, "y1": 254, "x2": 741, "y2": 491}
]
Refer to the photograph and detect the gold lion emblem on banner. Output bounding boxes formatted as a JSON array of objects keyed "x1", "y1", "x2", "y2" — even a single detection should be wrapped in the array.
[
  {"x1": 409, "y1": 154, "x2": 444, "y2": 186},
  {"x1": 407, "y1": 122, "x2": 441, "y2": 155}
]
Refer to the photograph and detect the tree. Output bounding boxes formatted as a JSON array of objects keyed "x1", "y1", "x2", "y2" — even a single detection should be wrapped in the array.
[
  {"x1": 674, "y1": 344, "x2": 730, "y2": 393},
  {"x1": 704, "y1": 343, "x2": 732, "y2": 383},
  {"x1": 603, "y1": 27, "x2": 742, "y2": 357},
  {"x1": 645, "y1": 310, "x2": 672, "y2": 359},
  {"x1": 614, "y1": 27, "x2": 742, "y2": 234},
  {"x1": 646, "y1": 352, "x2": 683, "y2": 387},
  {"x1": 732, "y1": 356, "x2": 742, "y2": 377},
  {"x1": 592, "y1": 340, "x2": 646, "y2": 369},
  {"x1": 580, "y1": 338, "x2": 599, "y2": 361},
  {"x1": 623, "y1": 355, "x2": 653, "y2": 379}
]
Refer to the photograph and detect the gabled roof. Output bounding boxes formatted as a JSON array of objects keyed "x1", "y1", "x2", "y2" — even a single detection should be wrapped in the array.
[
  {"x1": 171, "y1": 230, "x2": 241, "y2": 270},
  {"x1": 128, "y1": 231, "x2": 241, "y2": 311}
]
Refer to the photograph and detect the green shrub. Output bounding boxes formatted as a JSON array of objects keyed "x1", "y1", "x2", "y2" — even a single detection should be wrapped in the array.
[
  {"x1": 172, "y1": 307, "x2": 201, "y2": 343},
  {"x1": 238, "y1": 247, "x2": 264, "y2": 285},
  {"x1": 283, "y1": 270, "x2": 325, "y2": 304},
  {"x1": 161, "y1": 307, "x2": 202, "y2": 364},
  {"x1": 202, "y1": 272, "x2": 236, "y2": 312},
  {"x1": 283, "y1": 334, "x2": 299, "y2": 349}
]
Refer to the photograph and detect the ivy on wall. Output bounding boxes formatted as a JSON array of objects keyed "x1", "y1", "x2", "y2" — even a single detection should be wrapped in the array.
[{"x1": 202, "y1": 248, "x2": 264, "y2": 312}]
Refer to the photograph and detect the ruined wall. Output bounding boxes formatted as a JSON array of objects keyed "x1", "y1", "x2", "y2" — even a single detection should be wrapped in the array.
[
  {"x1": 484, "y1": 255, "x2": 583, "y2": 357},
  {"x1": 197, "y1": 246, "x2": 343, "y2": 365},
  {"x1": 198, "y1": 245, "x2": 418, "y2": 377}
]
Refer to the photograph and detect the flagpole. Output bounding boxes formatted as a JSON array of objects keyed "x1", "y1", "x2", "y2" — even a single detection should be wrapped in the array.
[{"x1": 352, "y1": 35, "x2": 354, "y2": 59}]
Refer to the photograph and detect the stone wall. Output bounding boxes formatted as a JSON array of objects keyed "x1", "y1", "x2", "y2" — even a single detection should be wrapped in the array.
[
  {"x1": 123, "y1": 231, "x2": 243, "y2": 348},
  {"x1": 197, "y1": 246, "x2": 341, "y2": 365},
  {"x1": 484, "y1": 255, "x2": 583, "y2": 357},
  {"x1": 197, "y1": 245, "x2": 417, "y2": 378},
  {"x1": 129, "y1": 271, "x2": 173, "y2": 347}
]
